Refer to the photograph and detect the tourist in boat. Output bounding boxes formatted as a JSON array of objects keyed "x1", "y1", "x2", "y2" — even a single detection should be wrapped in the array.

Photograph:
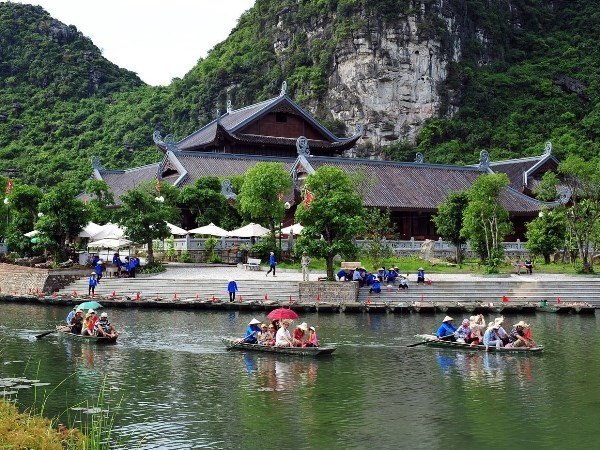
[
  {"x1": 96, "y1": 312, "x2": 117, "y2": 338},
  {"x1": 369, "y1": 277, "x2": 382, "y2": 294},
  {"x1": 243, "y1": 318, "x2": 262, "y2": 344},
  {"x1": 275, "y1": 319, "x2": 294, "y2": 347},
  {"x1": 81, "y1": 310, "x2": 97, "y2": 336},
  {"x1": 258, "y1": 323, "x2": 274, "y2": 346},
  {"x1": 469, "y1": 314, "x2": 486, "y2": 344},
  {"x1": 305, "y1": 326, "x2": 318, "y2": 347},
  {"x1": 65, "y1": 306, "x2": 76, "y2": 325},
  {"x1": 494, "y1": 317, "x2": 511, "y2": 345},
  {"x1": 455, "y1": 319, "x2": 473, "y2": 344},
  {"x1": 483, "y1": 323, "x2": 504, "y2": 350},
  {"x1": 509, "y1": 321, "x2": 535, "y2": 348},
  {"x1": 436, "y1": 316, "x2": 457, "y2": 341},
  {"x1": 88, "y1": 272, "x2": 97, "y2": 296},
  {"x1": 293, "y1": 322, "x2": 308, "y2": 347},
  {"x1": 227, "y1": 279, "x2": 238, "y2": 302},
  {"x1": 69, "y1": 309, "x2": 84, "y2": 334},
  {"x1": 417, "y1": 268, "x2": 425, "y2": 284}
]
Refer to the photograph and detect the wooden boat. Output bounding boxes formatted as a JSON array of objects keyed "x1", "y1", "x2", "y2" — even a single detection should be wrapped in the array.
[
  {"x1": 413, "y1": 334, "x2": 544, "y2": 353},
  {"x1": 55, "y1": 326, "x2": 118, "y2": 343},
  {"x1": 536, "y1": 305, "x2": 574, "y2": 314},
  {"x1": 221, "y1": 338, "x2": 336, "y2": 356}
]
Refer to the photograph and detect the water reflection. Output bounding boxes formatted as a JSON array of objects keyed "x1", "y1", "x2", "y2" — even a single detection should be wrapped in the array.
[{"x1": 240, "y1": 353, "x2": 318, "y2": 393}]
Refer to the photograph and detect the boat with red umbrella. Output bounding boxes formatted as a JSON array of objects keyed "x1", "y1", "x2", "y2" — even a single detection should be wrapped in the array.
[{"x1": 267, "y1": 308, "x2": 299, "y2": 321}]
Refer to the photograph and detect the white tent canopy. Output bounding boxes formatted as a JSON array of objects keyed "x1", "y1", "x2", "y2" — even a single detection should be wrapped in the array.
[
  {"x1": 227, "y1": 222, "x2": 270, "y2": 238},
  {"x1": 87, "y1": 237, "x2": 132, "y2": 250},
  {"x1": 166, "y1": 222, "x2": 188, "y2": 236},
  {"x1": 280, "y1": 223, "x2": 304, "y2": 235},
  {"x1": 78, "y1": 221, "x2": 103, "y2": 238},
  {"x1": 188, "y1": 222, "x2": 229, "y2": 237},
  {"x1": 89, "y1": 222, "x2": 126, "y2": 240}
]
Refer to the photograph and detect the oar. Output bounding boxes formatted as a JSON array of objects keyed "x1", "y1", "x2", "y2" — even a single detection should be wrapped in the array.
[
  {"x1": 407, "y1": 334, "x2": 454, "y2": 347},
  {"x1": 35, "y1": 329, "x2": 57, "y2": 339}
]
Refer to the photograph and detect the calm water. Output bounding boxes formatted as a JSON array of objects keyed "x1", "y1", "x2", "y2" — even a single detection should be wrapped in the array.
[{"x1": 0, "y1": 303, "x2": 599, "y2": 449}]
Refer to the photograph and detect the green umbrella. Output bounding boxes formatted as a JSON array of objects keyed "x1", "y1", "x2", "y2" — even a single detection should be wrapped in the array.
[{"x1": 76, "y1": 301, "x2": 103, "y2": 310}]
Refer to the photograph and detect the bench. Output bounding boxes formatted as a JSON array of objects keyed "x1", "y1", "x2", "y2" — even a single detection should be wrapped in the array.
[
  {"x1": 243, "y1": 258, "x2": 262, "y2": 271},
  {"x1": 341, "y1": 261, "x2": 362, "y2": 270}
]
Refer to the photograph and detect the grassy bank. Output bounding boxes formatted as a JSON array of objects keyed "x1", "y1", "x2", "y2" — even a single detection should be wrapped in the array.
[{"x1": 0, "y1": 398, "x2": 83, "y2": 449}]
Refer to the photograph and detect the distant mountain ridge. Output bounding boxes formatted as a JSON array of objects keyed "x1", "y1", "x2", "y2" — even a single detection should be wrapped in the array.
[{"x1": 0, "y1": 1, "x2": 597, "y2": 187}]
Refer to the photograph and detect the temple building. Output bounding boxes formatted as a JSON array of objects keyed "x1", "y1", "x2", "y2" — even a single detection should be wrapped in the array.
[{"x1": 92, "y1": 84, "x2": 559, "y2": 240}]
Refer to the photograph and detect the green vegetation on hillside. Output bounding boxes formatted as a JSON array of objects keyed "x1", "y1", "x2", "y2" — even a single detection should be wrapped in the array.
[{"x1": 0, "y1": 0, "x2": 597, "y2": 188}]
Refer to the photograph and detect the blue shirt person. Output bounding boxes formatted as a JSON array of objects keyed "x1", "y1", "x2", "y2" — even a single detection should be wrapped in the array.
[
  {"x1": 227, "y1": 279, "x2": 238, "y2": 302},
  {"x1": 112, "y1": 252, "x2": 123, "y2": 276},
  {"x1": 369, "y1": 279, "x2": 381, "y2": 294},
  {"x1": 436, "y1": 316, "x2": 457, "y2": 339},
  {"x1": 266, "y1": 252, "x2": 277, "y2": 277},
  {"x1": 88, "y1": 272, "x2": 98, "y2": 296},
  {"x1": 417, "y1": 268, "x2": 426, "y2": 284},
  {"x1": 243, "y1": 318, "x2": 262, "y2": 343},
  {"x1": 65, "y1": 307, "x2": 76, "y2": 325}
]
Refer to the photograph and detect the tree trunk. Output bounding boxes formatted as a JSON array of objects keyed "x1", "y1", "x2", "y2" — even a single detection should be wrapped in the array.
[
  {"x1": 146, "y1": 238, "x2": 155, "y2": 267},
  {"x1": 326, "y1": 255, "x2": 335, "y2": 280},
  {"x1": 454, "y1": 241, "x2": 462, "y2": 264}
]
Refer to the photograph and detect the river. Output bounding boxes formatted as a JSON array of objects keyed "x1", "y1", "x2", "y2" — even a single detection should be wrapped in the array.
[{"x1": 0, "y1": 303, "x2": 598, "y2": 449}]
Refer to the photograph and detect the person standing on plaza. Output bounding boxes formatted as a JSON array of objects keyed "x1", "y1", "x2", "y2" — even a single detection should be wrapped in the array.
[
  {"x1": 266, "y1": 251, "x2": 277, "y2": 277},
  {"x1": 88, "y1": 272, "x2": 98, "y2": 296},
  {"x1": 227, "y1": 279, "x2": 238, "y2": 302},
  {"x1": 301, "y1": 251, "x2": 311, "y2": 281}
]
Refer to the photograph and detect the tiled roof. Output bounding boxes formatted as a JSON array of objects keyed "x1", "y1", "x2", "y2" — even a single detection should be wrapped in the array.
[
  {"x1": 489, "y1": 157, "x2": 541, "y2": 190},
  {"x1": 304, "y1": 157, "x2": 543, "y2": 213},
  {"x1": 173, "y1": 152, "x2": 297, "y2": 188},
  {"x1": 97, "y1": 163, "x2": 159, "y2": 204},
  {"x1": 174, "y1": 96, "x2": 350, "y2": 151}
]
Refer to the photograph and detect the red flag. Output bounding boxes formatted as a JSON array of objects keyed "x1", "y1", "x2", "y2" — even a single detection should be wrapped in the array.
[
  {"x1": 502, "y1": 295, "x2": 509, "y2": 303},
  {"x1": 304, "y1": 190, "x2": 314, "y2": 209},
  {"x1": 278, "y1": 191, "x2": 284, "y2": 201},
  {"x1": 155, "y1": 177, "x2": 161, "y2": 193},
  {"x1": 5, "y1": 176, "x2": 13, "y2": 195}
]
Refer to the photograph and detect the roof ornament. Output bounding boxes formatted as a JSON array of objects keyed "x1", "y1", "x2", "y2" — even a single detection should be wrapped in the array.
[
  {"x1": 557, "y1": 186, "x2": 571, "y2": 205},
  {"x1": 221, "y1": 179, "x2": 237, "y2": 200},
  {"x1": 216, "y1": 109, "x2": 221, "y2": 123},
  {"x1": 414, "y1": 152, "x2": 424, "y2": 164},
  {"x1": 226, "y1": 100, "x2": 232, "y2": 114},
  {"x1": 544, "y1": 141, "x2": 552, "y2": 155},
  {"x1": 153, "y1": 131, "x2": 178, "y2": 152},
  {"x1": 296, "y1": 136, "x2": 310, "y2": 156},
  {"x1": 479, "y1": 150, "x2": 490, "y2": 169},
  {"x1": 280, "y1": 80, "x2": 287, "y2": 97},
  {"x1": 354, "y1": 124, "x2": 364, "y2": 136},
  {"x1": 91, "y1": 156, "x2": 102, "y2": 171}
]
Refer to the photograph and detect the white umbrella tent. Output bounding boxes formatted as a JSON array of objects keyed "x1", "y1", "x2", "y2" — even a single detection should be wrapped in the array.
[
  {"x1": 227, "y1": 223, "x2": 270, "y2": 238},
  {"x1": 188, "y1": 222, "x2": 229, "y2": 237},
  {"x1": 166, "y1": 222, "x2": 188, "y2": 236}
]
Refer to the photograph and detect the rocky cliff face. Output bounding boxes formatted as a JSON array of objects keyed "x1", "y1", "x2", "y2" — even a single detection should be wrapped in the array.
[{"x1": 273, "y1": 0, "x2": 498, "y2": 156}]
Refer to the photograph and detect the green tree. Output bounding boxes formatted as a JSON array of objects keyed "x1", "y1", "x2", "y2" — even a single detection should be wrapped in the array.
[
  {"x1": 363, "y1": 208, "x2": 394, "y2": 268},
  {"x1": 432, "y1": 191, "x2": 469, "y2": 264},
  {"x1": 83, "y1": 179, "x2": 115, "y2": 224},
  {"x1": 238, "y1": 162, "x2": 292, "y2": 249},
  {"x1": 118, "y1": 182, "x2": 179, "y2": 266},
  {"x1": 178, "y1": 176, "x2": 232, "y2": 227},
  {"x1": 461, "y1": 173, "x2": 513, "y2": 272},
  {"x1": 35, "y1": 181, "x2": 88, "y2": 261},
  {"x1": 4, "y1": 183, "x2": 43, "y2": 255},
  {"x1": 294, "y1": 166, "x2": 366, "y2": 279},
  {"x1": 536, "y1": 156, "x2": 600, "y2": 272},
  {"x1": 525, "y1": 207, "x2": 567, "y2": 264}
]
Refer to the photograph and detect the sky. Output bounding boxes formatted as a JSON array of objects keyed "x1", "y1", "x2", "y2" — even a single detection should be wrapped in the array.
[{"x1": 6, "y1": 0, "x2": 256, "y2": 86}]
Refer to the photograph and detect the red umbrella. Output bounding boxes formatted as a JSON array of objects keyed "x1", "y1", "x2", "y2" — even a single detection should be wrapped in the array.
[{"x1": 267, "y1": 308, "x2": 299, "y2": 320}]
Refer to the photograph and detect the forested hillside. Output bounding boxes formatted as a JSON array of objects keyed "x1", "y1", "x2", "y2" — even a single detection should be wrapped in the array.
[{"x1": 0, "y1": 0, "x2": 597, "y2": 187}]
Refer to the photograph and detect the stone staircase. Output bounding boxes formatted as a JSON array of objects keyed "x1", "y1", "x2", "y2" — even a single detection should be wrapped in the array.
[{"x1": 60, "y1": 274, "x2": 600, "y2": 307}]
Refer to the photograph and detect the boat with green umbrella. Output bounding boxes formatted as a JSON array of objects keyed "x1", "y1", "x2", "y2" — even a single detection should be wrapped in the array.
[{"x1": 76, "y1": 300, "x2": 103, "y2": 311}]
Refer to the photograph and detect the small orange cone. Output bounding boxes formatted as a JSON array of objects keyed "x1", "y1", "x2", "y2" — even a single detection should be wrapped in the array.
[
  {"x1": 196, "y1": 293, "x2": 199, "y2": 299},
  {"x1": 112, "y1": 291, "x2": 116, "y2": 298},
  {"x1": 212, "y1": 294, "x2": 216, "y2": 302},
  {"x1": 556, "y1": 297, "x2": 561, "y2": 304},
  {"x1": 91, "y1": 292, "x2": 95, "y2": 298},
  {"x1": 316, "y1": 294, "x2": 321, "y2": 303},
  {"x1": 173, "y1": 293, "x2": 177, "y2": 300},
  {"x1": 265, "y1": 294, "x2": 269, "y2": 301},
  {"x1": 74, "y1": 290, "x2": 77, "y2": 297},
  {"x1": 239, "y1": 295, "x2": 243, "y2": 302}
]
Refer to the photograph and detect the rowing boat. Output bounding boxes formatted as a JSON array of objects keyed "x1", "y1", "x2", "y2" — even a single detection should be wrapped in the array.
[
  {"x1": 55, "y1": 326, "x2": 118, "y2": 343},
  {"x1": 413, "y1": 334, "x2": 544, "y2": 353},
  {"x1": 221, "y1": 338, "x2": 336, "y2": 356}
]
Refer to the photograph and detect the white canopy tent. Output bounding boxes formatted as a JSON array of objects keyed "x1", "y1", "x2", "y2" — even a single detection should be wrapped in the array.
[
  {"x1": 78, "y1": 221, "x2": 103, "y2": 238},
  {"x1": 280, "y1": 223, "x2": 304, "y2": 235},
  {"x1": 166, "y1": 222, "x2": 188, "y2": 236},
  {"x1": 227, "y1": 222, "x2": 270, "y2": 238},
  {"x1": 89, "y1": 222, "x2": 126, "y2": 240},
  {"x1": 87, "y1": 237, "x2": 132, "y2": 250},
  {"x1": 188, "y1": 222, "x2": 230, "y2": 237}
]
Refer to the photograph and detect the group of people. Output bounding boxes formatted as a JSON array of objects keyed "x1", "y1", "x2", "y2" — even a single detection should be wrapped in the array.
[
  {"x1": 436, "y1": 315, "x2": 536, "y2": 351},
  {"x1": 241, "y1": 318, "x2": 319, "y2": 348},
  {"x1": 336, "y1": 265, "x2": 416, "y2": 293},
  {"x1": 65, "y1": 307, "x2": 118, "y2": 338},
  {"x1": 513, "y1": 256, "x2": 534, "y2": 275}
]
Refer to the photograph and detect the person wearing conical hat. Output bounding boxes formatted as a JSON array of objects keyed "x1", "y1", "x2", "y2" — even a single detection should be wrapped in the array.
[
  {"x1": 242, "y1": 318, "x2": 262, "y2": 344},
  {"x1": 436, "y1": 316, "x2": 457, "y2": 341},
  {"x1": 509, "y1": 321, "x2": 535, "y2": 348}
]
